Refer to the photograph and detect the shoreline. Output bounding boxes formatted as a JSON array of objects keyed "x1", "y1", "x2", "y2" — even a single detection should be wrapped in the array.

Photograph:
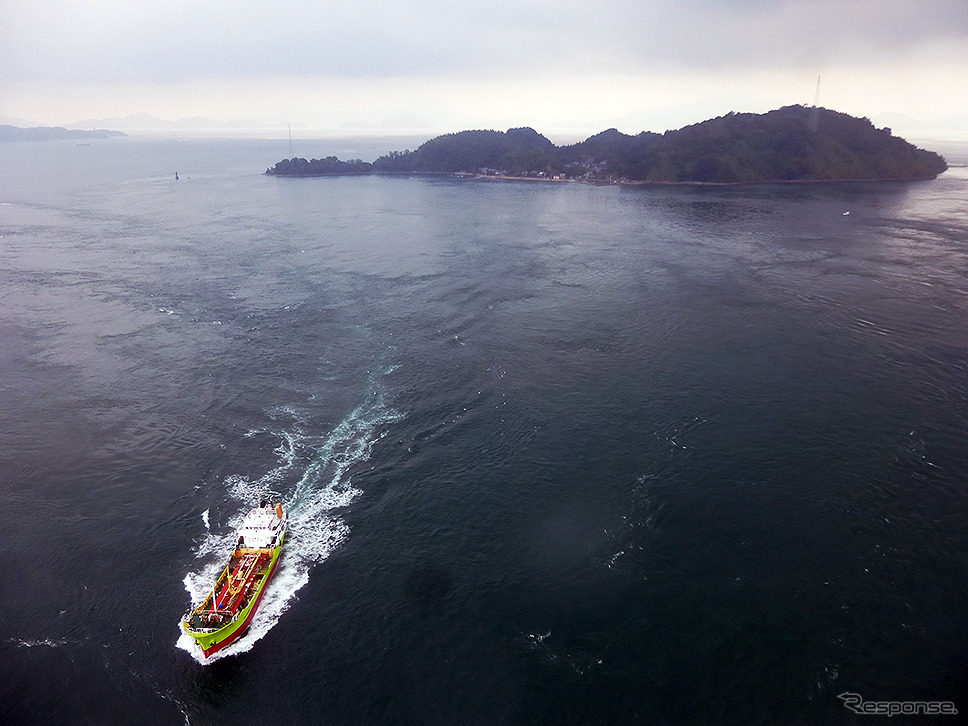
[{"x1": 267, "y1": 169, "x2": 944, "y2": 187}]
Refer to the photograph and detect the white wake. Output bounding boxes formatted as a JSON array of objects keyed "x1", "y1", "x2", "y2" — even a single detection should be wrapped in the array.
[{"x1": 176, "y1": 365, "x2": 401, "y2": 663}]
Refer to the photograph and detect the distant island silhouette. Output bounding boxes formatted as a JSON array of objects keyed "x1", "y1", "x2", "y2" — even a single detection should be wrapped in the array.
[
  {"x1": 0, "y1": 125, "x2": 125, "y2": 142},
  {"x1": 266, "y1": 106, "x2": 947, "y2": 184}
]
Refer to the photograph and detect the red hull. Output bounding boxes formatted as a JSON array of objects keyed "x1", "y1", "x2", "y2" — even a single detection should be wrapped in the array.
[{"x1": 200, "y1": 551, "x2": 281, "y2": 658}]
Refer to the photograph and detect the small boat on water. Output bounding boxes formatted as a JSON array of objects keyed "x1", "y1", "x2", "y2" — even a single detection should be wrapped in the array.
[{"x1": 182, "y1": 500, "x2": 287, "y2": 658}]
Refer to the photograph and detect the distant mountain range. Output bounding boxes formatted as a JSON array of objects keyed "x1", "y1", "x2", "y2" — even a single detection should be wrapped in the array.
[
  {"x1": 68, "y1": 113, "x2": 272, "y2": 130},
  {"x1": 871, "y1": 111, "x2": 968, "y2": 137},
  {"x1": 0, "y1": 125, "x2": 125, "y2": 142},
  {"x1": 338, "y1": 114, "x2": 435, "y2": 130},
  {"x1": 62, "y1": 113, "x2": 436, "y2": 131},
  {"x1": 266, "y1": 106, "x2": 948, "y2": 184},
  {"x1": 3, "y1": 107, "x2": 963, "y2": 139}
]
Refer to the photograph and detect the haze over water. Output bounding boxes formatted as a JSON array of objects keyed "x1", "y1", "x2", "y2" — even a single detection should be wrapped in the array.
[{"x1": 1, "y1": 136, "x2": 966, "y2": 723}]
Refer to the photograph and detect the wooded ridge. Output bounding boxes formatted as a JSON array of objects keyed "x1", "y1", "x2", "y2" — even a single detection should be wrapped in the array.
[{"x1": 266, "y1": 106, "x2": 947, "y2": 183}]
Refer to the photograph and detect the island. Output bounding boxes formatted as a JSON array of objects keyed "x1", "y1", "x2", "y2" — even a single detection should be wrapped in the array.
[
  {"x1": 266, "y1": 106, "x2": 947, "y2": 184},
  {"x1": 0, "y1": 125, "x2": 125, "y2": 142}
]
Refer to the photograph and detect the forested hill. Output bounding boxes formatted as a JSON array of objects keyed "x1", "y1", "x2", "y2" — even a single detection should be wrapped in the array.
[{"x1": 266, "y1": 106, "x2": 948, "y2": 183}]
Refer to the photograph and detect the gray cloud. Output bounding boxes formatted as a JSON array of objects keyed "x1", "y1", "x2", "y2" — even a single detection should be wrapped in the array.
[{"x1": 4, "y1": 0, "x2": 966, "y2": 84}]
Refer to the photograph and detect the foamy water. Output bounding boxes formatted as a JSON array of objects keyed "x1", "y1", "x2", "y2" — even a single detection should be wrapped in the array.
[
  {"x1": 177, "y1": 364, "x2": 402, "y2": 663},
  {"x1": 6, "y1": 138, "x2": 968, "y2": 723}
]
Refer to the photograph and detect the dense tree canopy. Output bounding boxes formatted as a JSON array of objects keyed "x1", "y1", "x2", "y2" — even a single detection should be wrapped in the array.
[{"x1": 265, "y1": 107, "x2": 947, "y2": 183}]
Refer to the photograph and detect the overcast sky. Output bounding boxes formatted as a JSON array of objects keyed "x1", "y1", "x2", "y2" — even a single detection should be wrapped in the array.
[{"x1": 2, "y1": 0, "x2": 966, "y2": 135}]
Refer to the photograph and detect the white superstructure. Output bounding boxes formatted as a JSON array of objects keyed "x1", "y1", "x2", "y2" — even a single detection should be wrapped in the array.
[{"x1": 237, "y1": 502, "x2": 287, "y2": 549}]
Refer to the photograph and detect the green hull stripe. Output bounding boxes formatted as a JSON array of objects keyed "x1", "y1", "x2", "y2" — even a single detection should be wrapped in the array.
[{"x1": 183, "y1": 530, "x2": 285, "y2": 653}]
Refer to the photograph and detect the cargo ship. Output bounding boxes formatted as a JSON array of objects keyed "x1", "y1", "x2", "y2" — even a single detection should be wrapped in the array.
[{"x1": 182, "y1": 500, "x2": 287, "y2": 658}]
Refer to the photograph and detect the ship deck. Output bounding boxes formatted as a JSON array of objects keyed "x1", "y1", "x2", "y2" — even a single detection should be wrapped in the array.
[{"x1": 186, "y1": 546, "x2": 275, "y2": 632}]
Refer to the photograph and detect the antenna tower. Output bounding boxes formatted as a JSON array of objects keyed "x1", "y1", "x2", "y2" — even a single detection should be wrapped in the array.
[
  {"x1": 288, "y1": 124, "x2": 294, "y2": 159},
  {"x1": 808, "y1": 74, "x2": 821, "y2": 132}
]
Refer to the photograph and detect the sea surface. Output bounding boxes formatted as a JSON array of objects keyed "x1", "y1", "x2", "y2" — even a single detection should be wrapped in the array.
[{"x1": 1, "y1": 136, "x2": 967, "y2": 724}]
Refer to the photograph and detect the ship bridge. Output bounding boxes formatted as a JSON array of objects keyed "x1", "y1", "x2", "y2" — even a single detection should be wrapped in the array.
[{"x1": 238, "y1": 503, "x2": 285, "y2": 549}]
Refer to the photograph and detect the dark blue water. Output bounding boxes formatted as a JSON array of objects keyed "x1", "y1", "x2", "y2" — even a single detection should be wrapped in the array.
[{"x1": 2, "y1": 137, "x2": 967, "y2": 724}]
